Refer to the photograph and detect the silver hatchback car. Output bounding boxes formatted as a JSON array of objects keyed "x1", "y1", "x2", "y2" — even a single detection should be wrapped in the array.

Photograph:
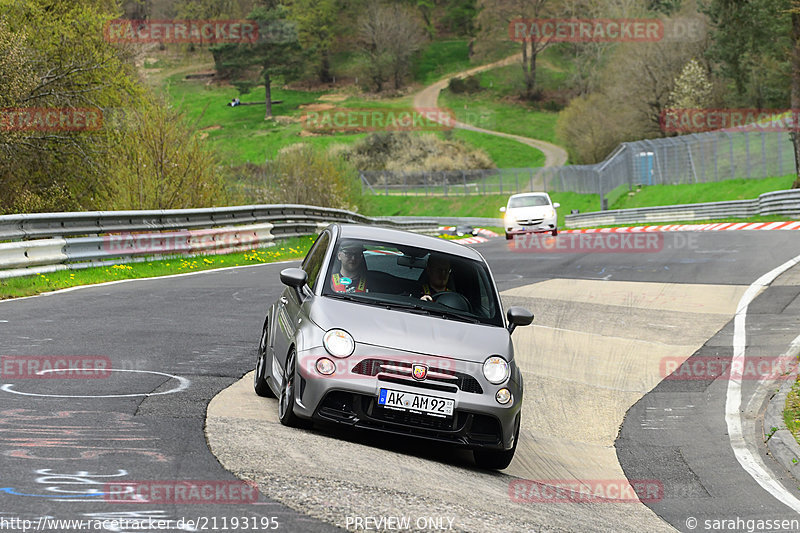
[{"x1": 253, "y1": 224, "x2": 533, "y2": 469}]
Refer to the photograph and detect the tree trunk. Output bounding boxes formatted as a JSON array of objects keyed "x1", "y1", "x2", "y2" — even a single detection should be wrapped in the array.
[
  {"x1": 264, "y1": 71, "x2": 273, "y2": 120},
  {"x1": 792, "y1": 11, "x2": 800, "y2": 188},
  {"x1": 319, "y1": 50, "x2": 332, "y2": 84},
  {"x1": 528, "y1": 45, "x2": 538, "y2": 100},
  {"x1": 520, "y1": 41, "x2": 530, "y2": 97}
]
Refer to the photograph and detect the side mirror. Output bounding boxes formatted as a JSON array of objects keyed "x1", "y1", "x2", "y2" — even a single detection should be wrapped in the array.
[
  {"x1": 280, "y1": 268, "x2": 308, "y2": 300},
  {"x1": 499, "y1": 206, "x2": 506, "y2": 213},
  {"x1": 506, "y1": 307, "x2": 534, "y2": 334},
  {"x1": 553, "y1": 202, "x2": 561, "y2": 209}
]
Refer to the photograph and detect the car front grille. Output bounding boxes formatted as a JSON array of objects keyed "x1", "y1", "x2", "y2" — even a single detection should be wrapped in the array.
[
  {"x1": 516, "y1": 218, "x2": 544, "y2": 225},
  {"x1": 315, "y1": 391, "x2": 503, "y2": 446},
  {"x1": 351, "y1": 359, "x2": 483, "y2": 394}
]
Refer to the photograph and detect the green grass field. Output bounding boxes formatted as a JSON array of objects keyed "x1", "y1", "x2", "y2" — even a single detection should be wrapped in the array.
[
  {"x1": 611, "y1": 175, "x2": 796, "y2": 210},
  {"x1": 0, "y1": 237, "x2": 314, "y2": 300},
  {"x1": 360, "y1": 175, "x2": 799, "y2": 227}
]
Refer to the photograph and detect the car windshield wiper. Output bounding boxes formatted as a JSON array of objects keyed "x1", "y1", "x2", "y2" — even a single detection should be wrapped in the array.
[
  {"x1": 325, "y1": 293, "x2": 375, "y2": 304},
  {"x1": 381, "y1": 301, "x2": 480, "y2": 323},
  {"x1": 427, "y1": 309, "x2": 480, "y2": 323}
]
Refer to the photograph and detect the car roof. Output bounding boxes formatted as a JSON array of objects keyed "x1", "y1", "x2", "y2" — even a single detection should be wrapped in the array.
[
  {"x1": 509, "y1": 192, "x2": 549, "y2": 198},
  {"x1": 332, "y1": 224, "x2": 485, "y2": 262}
]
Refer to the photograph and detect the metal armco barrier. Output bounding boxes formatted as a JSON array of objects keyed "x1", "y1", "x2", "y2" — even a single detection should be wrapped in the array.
[
  {"x1": 565, "y1": 189, "x2": 800, "y2": 228},
  {"x1": 0, "y1": 205, "x2": 438, "y2": 279}
]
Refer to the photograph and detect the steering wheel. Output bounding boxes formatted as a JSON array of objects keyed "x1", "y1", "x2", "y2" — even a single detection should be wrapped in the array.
[{"x1": 431, "y1": 291, "x2": 472, "y2": 312}]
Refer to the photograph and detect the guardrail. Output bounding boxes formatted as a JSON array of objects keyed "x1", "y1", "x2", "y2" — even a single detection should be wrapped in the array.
[
  {"x1": 0, "y1": 205, "x2": 438, "y2": 279},
  {"x1": 564, "y1": 189, "x2": 800, "y2": 228}
]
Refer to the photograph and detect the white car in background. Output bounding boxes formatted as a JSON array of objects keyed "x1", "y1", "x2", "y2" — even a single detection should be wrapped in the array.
[{"x1": 500, "y1": 192, "x2": 560, "y2": 239}]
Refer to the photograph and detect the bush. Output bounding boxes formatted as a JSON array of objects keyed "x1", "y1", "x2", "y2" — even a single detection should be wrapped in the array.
[
  {"x1": 238, "y1": 146, "x2": 362, "y2": 212},
  {"x1": 448, "y1": 75, "x2": 481, "y2": 94},
  {"x1": 337, "y1": 132, "x2": 493, "y2": 172},
  {"x1": 96, "y1": 100, "x2": 226, "y2": 210}
]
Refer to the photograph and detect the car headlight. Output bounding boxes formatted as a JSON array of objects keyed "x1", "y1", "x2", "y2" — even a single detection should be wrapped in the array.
[
  {"x1": 483, "y1": 356, "x2": 509, "y2": 384},
  {"x1": 323, "y1": 329, "x2": 355, "y2": 358}
]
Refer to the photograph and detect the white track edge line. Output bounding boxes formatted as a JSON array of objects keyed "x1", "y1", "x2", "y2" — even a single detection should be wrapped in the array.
[{"x1": 725, "y1": 253, "x2": 800, "y2": 512}]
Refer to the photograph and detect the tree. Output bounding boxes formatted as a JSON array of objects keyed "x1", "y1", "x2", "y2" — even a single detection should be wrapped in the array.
[
  {"x1": 0, "y1": 0, "x2": 143, "y2": 212},
  {"x1": 476, "y1": 0, "x2": 559, "y2": 100},
  {"x1": 705, "y1": 0, "x2": 797, "y2": 185},
  {"x1": 668, "y1": 58, "x2": 713, "y2": 109},
  {"x1": 211, "y1": 1, "x2": 304, "y2": 119},
  {"x1": 97, "y1": 100, "x2": 224, "y2": 210},
  {"x1": 288, "y1": 0, "x2": 337, "y2": 83},
  {"x1": 356, "y1": 3, "x2": 427, "y2": 92}
]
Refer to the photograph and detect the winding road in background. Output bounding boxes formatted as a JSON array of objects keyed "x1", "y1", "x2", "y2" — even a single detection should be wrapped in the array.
[
  {"x1": 2, "y1": 229, "x2": 800, "y2": 531},
  {"x1": 412, "y1": 54, "x2": 569, "y2": 168}
]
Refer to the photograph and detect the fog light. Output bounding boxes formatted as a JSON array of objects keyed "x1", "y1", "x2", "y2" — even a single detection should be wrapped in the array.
[
  {"x1": 316, "y1": 358, "x2": 335, "y2": 375},
  {"x1": 496, "y1": 388, "x2": 512, "y2": 405}
]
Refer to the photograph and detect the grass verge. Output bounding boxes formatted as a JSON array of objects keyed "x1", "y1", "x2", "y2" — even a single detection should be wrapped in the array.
[
  {"x1": 611, "y1": 176, "x2": 796, "y2": 210},
  {"x1": 784, "y1": 379, "x2": 800, "y2": 445},
  {"x1": 0, "y1": 236, "x2": 314, "y2": 301},
  {"x1": 361, "y1": 191, "x2": 599, "y2": 228}
]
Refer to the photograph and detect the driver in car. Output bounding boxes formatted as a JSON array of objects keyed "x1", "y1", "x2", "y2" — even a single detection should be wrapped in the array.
[
  {"x1": 419, "y1": 253, "x2": 452, "y2": 301},
  {"x1": 331, "y1": 242, "x2": 368, "y2": 293}
]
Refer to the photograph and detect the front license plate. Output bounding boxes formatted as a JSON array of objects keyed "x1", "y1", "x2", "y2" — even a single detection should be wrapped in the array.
[{"x1": 378, "y1": 389, "x2": 454, "y2": 417}]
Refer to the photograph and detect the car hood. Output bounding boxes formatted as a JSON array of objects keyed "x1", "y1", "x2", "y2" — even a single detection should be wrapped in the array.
[
  {"x1": 308, "y1": 297, "x2": 512, "y2": 362},
  {"x1": 507, "y1": 205, "x2": 553, "y2": 219}
]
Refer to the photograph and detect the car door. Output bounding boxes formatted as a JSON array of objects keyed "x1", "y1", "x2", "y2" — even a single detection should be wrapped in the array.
[{"x1": 271, "y1": 231, "x2": 330, "y2": 380}]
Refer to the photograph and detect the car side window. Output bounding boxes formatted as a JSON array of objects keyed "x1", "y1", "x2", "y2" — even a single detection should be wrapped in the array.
[{"x1": 302, "y1": 232, "x2": 330, "y2": 290}]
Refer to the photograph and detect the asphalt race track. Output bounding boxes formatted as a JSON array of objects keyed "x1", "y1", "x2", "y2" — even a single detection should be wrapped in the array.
[{"x1": 1, "y1": 230, "x2": 800, "y2": 532}]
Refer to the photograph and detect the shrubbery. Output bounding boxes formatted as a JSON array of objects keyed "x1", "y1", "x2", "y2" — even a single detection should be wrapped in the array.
[
  {"x1": 332, "y1": 132, "x2": 493, "y2": 172},
  {"x1": 447, "y1": 75, "x2": 481, "y2": 94},
  {"x1": 233, "y1": 145, "x2": 363, "y2": 212}
]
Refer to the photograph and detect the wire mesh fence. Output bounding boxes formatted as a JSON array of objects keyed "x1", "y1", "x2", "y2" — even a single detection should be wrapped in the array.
[{"x1": 360, "y1": 129, "x2": 796, "y2": 208}]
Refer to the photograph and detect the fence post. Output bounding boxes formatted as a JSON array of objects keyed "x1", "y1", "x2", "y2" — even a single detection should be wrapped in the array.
[
  {"x1": 778, "y1": 132, "x2": 784, "y2": 176},
  {"x1": 499, "y1": 172, "x2": 503, "y2": 194},
  {"x1": 745, "y1": 131, "x2": 751, "y2": 178},
  {"x1": 761, "y1": 131, "x2": 767, "y2": 178},
  {"x1": 384, "y1": 171, "x2": 388, "y2": 195},
  {"x1": 728, "y1": 133, "x2": 735, "y2": 179},
  {"x1": 515, "y1": 171, "x2": 519, "y2": 193},
  {"x1": 443, "y1": 171, "x2": 448, "y2": 197},
  {"x1": 463, "y1": 171, "x2": 468, "y2": 195}
]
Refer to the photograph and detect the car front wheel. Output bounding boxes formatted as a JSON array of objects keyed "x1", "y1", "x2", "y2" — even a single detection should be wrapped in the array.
[
  {"x1": 278, "y1": 349, "x2": 301, "y2": 427},
  {"x1": 254, "y1": 317, "x2": 275, "y2": 398},
  {"x1": 551, "y1": 228, "x2": 558, "y2": 236},
  {"x1": 473, "y1": 414, "x2": 520, "y2": 470}
]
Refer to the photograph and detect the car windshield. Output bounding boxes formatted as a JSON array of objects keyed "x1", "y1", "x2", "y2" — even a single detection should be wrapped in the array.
[
  {"x1": 322, "y1": 238, "x2": 503, "y2": 327},
  {"x1": 509, "y1": 195, "x2": 550, "y2": 208}
]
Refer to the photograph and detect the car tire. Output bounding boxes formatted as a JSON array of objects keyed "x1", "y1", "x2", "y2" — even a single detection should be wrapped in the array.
[
  {"x1": 505, "y1": 232, "x2": 512, "y2": 240},
  {"x1": 278, "y1": 349, "x2": 301, "y2": 427},
  {"x1": 473, "y1": 414, "x2": 520, "y2": 470},
  {"x1": 254, "y1": 317, "x2": 275, "y2": 398},
  {"x1": 551, "y1": 228, "x2": 558, "y2": 236}
]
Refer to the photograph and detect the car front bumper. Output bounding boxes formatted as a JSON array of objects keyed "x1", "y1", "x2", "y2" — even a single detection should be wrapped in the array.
[{"x1": 292, "y1": 348, "x2": 523, "y2": 451}]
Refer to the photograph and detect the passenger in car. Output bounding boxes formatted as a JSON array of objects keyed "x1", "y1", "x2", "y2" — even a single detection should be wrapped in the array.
[{"x1": 331, "y1": 242, "x2": 368, "y2": 293}]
